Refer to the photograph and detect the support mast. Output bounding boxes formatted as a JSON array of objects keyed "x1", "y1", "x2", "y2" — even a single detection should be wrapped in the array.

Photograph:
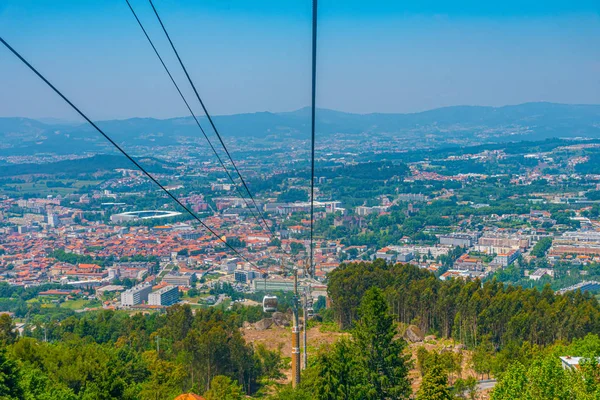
[
  {"x1": 291, "y1": 268, "x2": 301, "y2": 387},
  {"x1": 303, "y1": 289, "x2": 308, "y2": 370}
]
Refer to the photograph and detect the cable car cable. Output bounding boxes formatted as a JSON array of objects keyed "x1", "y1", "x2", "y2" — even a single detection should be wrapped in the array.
[
  {"x1": 124, "y1": 0, "x2": 273, "y2": 242},
  {"x1": 148, "y1": 0, "x2": 276, "y2": 240},
  {"x1": 308, "y1": 0, "x2": 318, "y2": 278},
  {"x1": 0, "y1": 36, "x2": 263, "y2": 270}
]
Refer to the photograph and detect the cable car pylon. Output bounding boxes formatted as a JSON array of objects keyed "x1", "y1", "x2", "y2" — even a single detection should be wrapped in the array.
[
  {"x1": 302, "y1": 283, "x2": 310, "y2": 370},
  {"x1": 291, "y1": 267, "x2": 301, "y2": 387}
]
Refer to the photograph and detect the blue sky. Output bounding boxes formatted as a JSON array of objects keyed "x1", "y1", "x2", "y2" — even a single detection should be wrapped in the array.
[{"x1": 1, "y1": 0, "x2": 599, "y2": 120}]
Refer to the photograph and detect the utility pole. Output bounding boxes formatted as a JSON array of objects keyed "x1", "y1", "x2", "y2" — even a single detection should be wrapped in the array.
[
  {"x1": 156, "y1": 335, "x2": 160, "y2": 354},
  {"x1": 291, "y1": 268, "x2": 301, "y2": 387}
]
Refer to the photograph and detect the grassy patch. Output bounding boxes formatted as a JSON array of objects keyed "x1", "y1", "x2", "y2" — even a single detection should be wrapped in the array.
[
  {"x1": 318, "y1": 321, "x2": 342, "y2": 333},
  {"x1": 60, "y1": 299, "x2": 101, "y2": 310},
  {"x1": 215, "y1": 298, "x2": 232, "y2": 310}
]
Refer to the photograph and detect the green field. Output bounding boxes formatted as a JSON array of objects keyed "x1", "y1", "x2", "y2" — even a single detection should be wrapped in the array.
[{"x1": 59, "y1": 299, "x2": 102, "y2": 310}]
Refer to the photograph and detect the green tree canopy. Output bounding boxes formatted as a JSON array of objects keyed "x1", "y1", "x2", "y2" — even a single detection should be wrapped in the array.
[
  {"x1": 204, "y1": 375, "x2": 243, "y2": 400},
  {"x1": 416, "y1": 363, "x2": 452, "y2": 400},
  {"x1": 0, "y1": 349, "x2": 22, "y2": 400}
]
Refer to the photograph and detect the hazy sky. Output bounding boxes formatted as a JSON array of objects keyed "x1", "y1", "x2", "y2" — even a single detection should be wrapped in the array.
[{"x1": 1, "y1": 0, "x2": 599, "y2": 120}]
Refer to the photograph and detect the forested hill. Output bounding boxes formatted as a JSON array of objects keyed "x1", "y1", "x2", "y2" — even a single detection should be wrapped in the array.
[
  {"x1": 327, "y1": 260, "x2": 600, "y2": 347},
  {"x1": 1, "y1": 102, "x2": 599, "y2": 154},
  {"x1": 0, "y1": 154, "x2": 176, "y2": 177}
]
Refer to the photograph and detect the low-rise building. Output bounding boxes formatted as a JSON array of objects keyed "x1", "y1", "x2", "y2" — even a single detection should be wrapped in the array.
[
  {"x1": 529, "y1": 268, "x2": 554, "y2": 281},
  {"x1": 494, "y1": 249, "x2": 521, "y2": 267},
  {"x1": 252, "y1": 278, "x2": 304, "y2": 292},
  {"x1": 397, "y1": 251, "x2": 414, "y2": 262},
  {"x1": 478, "y1": 235, "x2": 529, "y2": 250},
  {"x1": 221, "y1": 258, "x2": 240, "y2": 274},
  {"x1": 439, "y1": 269, "x2": 487, "y2": 281},
  {"x1": 439, "y1": 233, "x2": 476, "y2": 247},
  {"x1": 375, "y1": 248, "x2": 397, "y2": 262},
  {"x1": 234, "y1": 270, "x2": 258, "y2": 284},
  {"x1": 397, "y1": 193, "x2": 428, "y2": 203},
  {"x1": 560, "y1": 356, "x2": 600, "y2": 371},
  {"x1": 148, "y1": 285, "x2": 179, "y2": 306},
  {"x1": 163, "y1": 272, "x2": 195, "y2": 287},
  {"x1": 454, "y1": 254, "x2": 485, "y2": 271},
  {"x1": 121, "y1": 283, "x2": 153, "y2": 306},
  {"x1": 355, "y1": 205, "x2": 388, "y2": 216}
]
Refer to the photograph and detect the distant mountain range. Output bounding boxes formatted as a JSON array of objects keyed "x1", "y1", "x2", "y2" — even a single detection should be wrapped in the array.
[{"x1": 0, "y1": 102, "x2": 598, "y2": 155}]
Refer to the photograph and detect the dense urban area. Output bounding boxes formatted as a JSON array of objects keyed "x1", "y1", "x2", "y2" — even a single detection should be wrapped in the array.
[{"x1": 1, "y1": 104, "x2": 600, "y2": 399}]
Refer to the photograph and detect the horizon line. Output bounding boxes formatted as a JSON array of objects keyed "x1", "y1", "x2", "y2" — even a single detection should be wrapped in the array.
[{"x1": 2, "y1": 100, "x2": 599, "y2": 124}]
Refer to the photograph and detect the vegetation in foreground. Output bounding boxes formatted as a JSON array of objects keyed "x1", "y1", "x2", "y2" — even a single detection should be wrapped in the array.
[{"x1": 0, "y1": 261, "x2": 599, "y2": 398}]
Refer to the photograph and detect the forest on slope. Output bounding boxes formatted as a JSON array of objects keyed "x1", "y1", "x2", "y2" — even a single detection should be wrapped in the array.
[{"x1": 327, "y1": 260, "x2": 600, "y2": 347}]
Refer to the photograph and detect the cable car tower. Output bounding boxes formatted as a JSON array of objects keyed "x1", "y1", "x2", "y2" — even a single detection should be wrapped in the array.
[{"x1": 291, "y1": 267, "x2": 301, "y2": 387}]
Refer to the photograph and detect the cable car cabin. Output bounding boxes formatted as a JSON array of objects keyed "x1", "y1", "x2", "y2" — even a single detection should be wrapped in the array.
[{"x1": 262, "y1": 295, "x2": 278, "y2": 313}]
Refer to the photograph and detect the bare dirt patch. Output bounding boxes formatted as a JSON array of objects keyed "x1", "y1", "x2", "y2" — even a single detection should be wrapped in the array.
[
  {"x1": 243, "y1": 325, "x2": 492, "y2": 398},
  {"x1": 242, "y1": 325, "x2": 346, "y2": 359}
]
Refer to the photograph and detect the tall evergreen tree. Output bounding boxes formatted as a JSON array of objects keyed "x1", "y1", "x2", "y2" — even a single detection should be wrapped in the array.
[
  {"x1": 353, "y1": 287, "x2": 411, "y2": 399},
  {"x1": 0, "y1": 315, "x2": 17, "y2": 345},
  {"x1": 313, "y1": 338, "x2": 360, "y2": 400},
  {"x1": 416, "y1": 364, "x2": 452, "y2": 400}
]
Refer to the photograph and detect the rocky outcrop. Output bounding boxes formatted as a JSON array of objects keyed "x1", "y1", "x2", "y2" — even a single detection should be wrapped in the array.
[
  {"x1": 254, "y1": 318, "x2": 273, "y2": 331},
  {"x1": 403, "y1": 325, "x2": 424, "y2": 343},
  {"x1": 272, "y1": 312, "x2": 292, "y2": 327}
]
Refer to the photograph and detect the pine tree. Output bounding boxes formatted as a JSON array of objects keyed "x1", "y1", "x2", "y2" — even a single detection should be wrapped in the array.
[
  {"x1": 314, "y1": 338, "x2": 360, "y2": 400},
  {"x1": 0, "y1": 314, "x2": 17, "y2": 345},
  {"x1": 353, "y1": 287, "x2": 411, "y2": 399},
  {"x1": 416, "y1": 364, "x2": 452, "y2": 400}
]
